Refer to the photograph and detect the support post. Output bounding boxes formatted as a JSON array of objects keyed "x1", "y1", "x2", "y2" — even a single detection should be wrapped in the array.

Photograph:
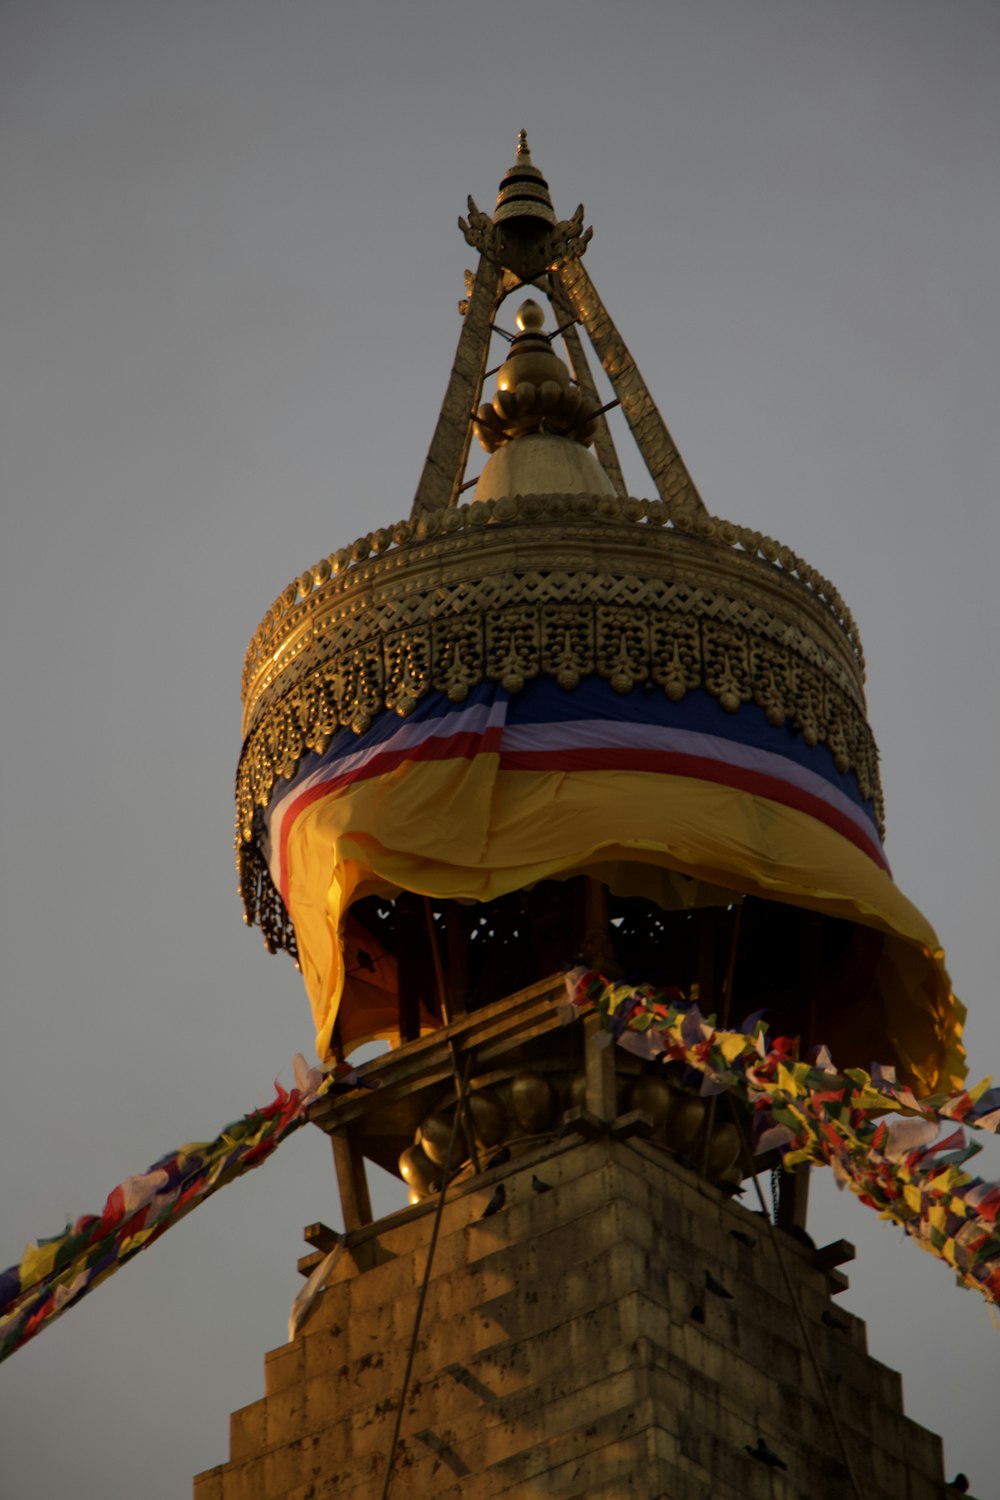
[
  {"x1": 583, "y1": 1014, "x2": 617, "y2": 1122},
  {"x1": 556, "y1": 256, "x2": 707, "y2": 516},
  {"x1": 444, "y1": 903, "x2": 470, "y2": 1019},
  {"x1": 411, "y1": 254, "x2": 503, "y2": 516},
  {"x1": 695, "y1": 906, "x2": 721, "y2": 1013},
  {"x1": 583, "y1": 878, "x2": 616, "y2": 1121},
  {"x1": 777, "y1": 1162, "x2": 811, "y2": 1236},
  {"x1": 330, "y1": 1127, "x2": 373, "y2": 1234},
  {"x1": 547, "y1": 272, "x2": 626, "y2": 496},
  {"x1": 395, "y1": 893, "x2": 426, "y2": 1041}
]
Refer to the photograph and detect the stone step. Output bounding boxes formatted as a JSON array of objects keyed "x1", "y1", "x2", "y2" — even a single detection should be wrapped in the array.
[
  {"x1": 235, "y1": 1306, "x2": 941, "y2": 1500},
  {"x1": 197, "y1": 1136, "x2": 946, "y2": 1500}
]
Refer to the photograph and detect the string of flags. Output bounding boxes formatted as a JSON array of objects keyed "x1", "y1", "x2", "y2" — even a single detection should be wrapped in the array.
[
  {"x1": 3, "y1": 975, "x2": 1000, "y2": 1365},
  {"x1": 563, "y1": 967, "x2": 1000, "y2": 1304},
  {"x1": 0, "y1": 1058, "x2": 376, "y2": 1365}
]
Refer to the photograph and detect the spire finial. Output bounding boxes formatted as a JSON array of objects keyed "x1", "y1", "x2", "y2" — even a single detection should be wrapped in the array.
[{"x1": 494, "y1": 132, "x2": 555, "y2": 228}]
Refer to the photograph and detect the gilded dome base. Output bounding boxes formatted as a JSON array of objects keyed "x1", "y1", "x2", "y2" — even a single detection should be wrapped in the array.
[{"x1": 473, "y1": 433, "x2": 615, "y2": 502}]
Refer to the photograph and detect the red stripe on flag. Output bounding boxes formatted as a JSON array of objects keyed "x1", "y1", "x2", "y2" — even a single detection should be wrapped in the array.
[
  {"x1": 497, "y1": 746, "x2": 887, "y2": 869},
  {"x1": 275, "y1": 726, "x2": 504, "y2": 899}
]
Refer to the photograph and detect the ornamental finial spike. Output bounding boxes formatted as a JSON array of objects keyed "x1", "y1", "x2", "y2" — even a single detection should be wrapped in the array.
[{"x1": 516, "y1": 129, "x2": 531, "y2": 160}]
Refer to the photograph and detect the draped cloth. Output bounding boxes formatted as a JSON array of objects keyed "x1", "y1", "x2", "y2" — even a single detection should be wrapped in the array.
[{"x1": 261, "y1": 678, "x2": 963, "y2": 1090}]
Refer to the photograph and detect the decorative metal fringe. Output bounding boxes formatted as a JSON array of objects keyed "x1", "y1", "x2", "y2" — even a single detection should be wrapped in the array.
[{"x1": 237, "y1": 839, "x2": 298, "y2": 962}]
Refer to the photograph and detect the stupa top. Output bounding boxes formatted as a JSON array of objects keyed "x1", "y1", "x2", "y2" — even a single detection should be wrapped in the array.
[{"x1": 235, "y1": 136, "x2": 962, "y2": 1093}]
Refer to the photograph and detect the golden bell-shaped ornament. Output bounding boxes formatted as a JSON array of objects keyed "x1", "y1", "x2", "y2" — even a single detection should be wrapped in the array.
[
  {"x1": 398, "y1": 1142, "x2": 439, "y2": 1198},
  {"x1": 417, "y1": 1111, "x2": 454, "y2": 1167},
  {"x1": 628, "y1": 1076, "x2": 675, "y2": 1133},
  {"x1": 468, "y1": 1089, "x2": 508, "y2": 1147},
  {"x1": 663, "y1": 1090, "x2": 707, "y2": 1154},
  {"x1": 704, "y1": 1123, "x2": 741, "y2": 1184},
  {"x1": 510, "y1": 1072, "x2": 557, "y2": 1133}
]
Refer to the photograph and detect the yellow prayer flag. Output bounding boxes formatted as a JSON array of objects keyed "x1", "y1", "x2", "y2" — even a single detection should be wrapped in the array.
[
  {"x1": 777, "y1": 1064, "x2": 800, "y2": 1097},
  {"x1": 718, "y1": 1032, "x2": 749, "y2": 1064},
  {"x1": 19, "y1": 1239, "x2": 61, "y2": 1289},
  {"x1": 903, "y1": 1184, "x2": 923, "y2": 1214}
]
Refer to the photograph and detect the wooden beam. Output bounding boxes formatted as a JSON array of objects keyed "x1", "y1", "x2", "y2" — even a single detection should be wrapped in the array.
[
  {"x1": 308, "y1": 973, "x2": 567, "y2": 1132},
  {"x1": 303, "y1": 1222, "x2": 340, "y2": 1254},
  {"x1": 815, "y1": 1238, "x2": 856, "y2": 1271},
  {"x1": 776, "y1": 1161, "x2": 811, "y2": 1236}
]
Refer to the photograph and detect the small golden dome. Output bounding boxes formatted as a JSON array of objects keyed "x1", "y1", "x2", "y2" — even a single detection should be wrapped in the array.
[
  {"x1": 496, "y1": 301, "x2": 570, "y2": 396},
  {"x1": 516, "y1": 299, "x2": 546, "y2": 333}
]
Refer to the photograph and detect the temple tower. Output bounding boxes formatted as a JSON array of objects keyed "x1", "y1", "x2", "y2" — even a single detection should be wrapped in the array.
[{"x1": 197, "y1": 138, "x2": 966, "y2": 1498}]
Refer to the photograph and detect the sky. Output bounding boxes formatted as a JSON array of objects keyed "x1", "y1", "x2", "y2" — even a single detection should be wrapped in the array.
[{"x1": 1, "y1": 1, "x2": 998, "y2": 1494}]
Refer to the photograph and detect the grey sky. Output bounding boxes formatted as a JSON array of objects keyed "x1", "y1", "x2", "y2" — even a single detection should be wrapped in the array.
[{"x1": 1, "y1": 2, "x2": 998, "y2": 1494}]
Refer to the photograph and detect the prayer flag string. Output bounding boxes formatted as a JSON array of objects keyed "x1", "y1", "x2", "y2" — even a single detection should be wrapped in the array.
[
  {"x1": 563, "y1": 968, "x2": 1000, "y2": 1304},
  {"x1": 4, "y1": 979, "x2": 999, "y2": 1366},
  {"x1": 0, "y1": 1059, "x2": 374, "y2": 1364}
]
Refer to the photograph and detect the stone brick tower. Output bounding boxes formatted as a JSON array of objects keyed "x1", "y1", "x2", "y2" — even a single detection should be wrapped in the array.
[{"x1": 198, "y1": 138, "x2": 967, "y2": 1498}]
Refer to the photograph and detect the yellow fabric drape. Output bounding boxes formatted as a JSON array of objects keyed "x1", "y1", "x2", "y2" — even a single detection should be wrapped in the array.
[{"x1": 280, "y1": 756, "x2": 963, "y2": 1090}]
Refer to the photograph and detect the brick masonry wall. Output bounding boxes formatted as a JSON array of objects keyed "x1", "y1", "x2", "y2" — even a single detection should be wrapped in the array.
[{"x1": 194, "y1": 1135, "x2": 953, "y2": 1499}]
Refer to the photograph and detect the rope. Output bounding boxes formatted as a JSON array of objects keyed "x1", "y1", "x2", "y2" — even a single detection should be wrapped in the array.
[
  {"x1": 423, "y1": 897, "x2": 481, "y2": 1173},
  {"x1": 733, "y1": 1111, "x2": 866, "y2": 1500},
  {"x1": 379, "y1": 1051, "x2": 473, "y2": 1500}
]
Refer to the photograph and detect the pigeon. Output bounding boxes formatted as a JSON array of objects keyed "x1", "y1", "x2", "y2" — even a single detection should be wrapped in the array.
[
  {"x1": 822, "y1": 1309, "x2": 849, "y2": 1333},
  {"x1": 949, "y1": 1476, "x2": 970, "y2": 1494},
  {"x1": 704, "y1": 1270, "x2": 733, "y2": 1299},
  {"x1": 745, "y1": 1437, "x2": 787, "y2": 1470},
  {"x1": 480, "y1": 1184, "x2": 506, "y2": 1218},
  {"x1": 531, "y1": 1174, "x2": 554, "y2": 1194},
  {"x1": 488, "y1": 1146, "x2": 511, "y2": 1169},
  {"x1": 689, "y1": 1304, "x2": 705, "y2": 1324},
  {"x1": 729, "y1": 1229, "x2": 756, "y2": 1249}
]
